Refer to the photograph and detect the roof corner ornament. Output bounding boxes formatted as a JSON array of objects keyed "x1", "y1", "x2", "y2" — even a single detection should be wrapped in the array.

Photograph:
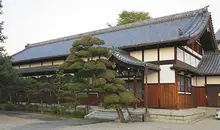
[
  {"x1": 178, "y1": 28, "x2": 184, "y2": 36},
  {"x1": 204, "y1": 5, "x2": 209, "y2": 10}
]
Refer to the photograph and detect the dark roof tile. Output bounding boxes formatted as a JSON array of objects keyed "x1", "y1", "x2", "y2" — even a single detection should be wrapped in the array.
[{"x1": 12, "y1": 6, "x2": 210, "y2": 63}]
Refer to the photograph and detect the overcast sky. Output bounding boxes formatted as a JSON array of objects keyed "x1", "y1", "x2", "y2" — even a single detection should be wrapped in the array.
[{"x1": 1, "y1": 0, "x2": 220, "y2": 55}]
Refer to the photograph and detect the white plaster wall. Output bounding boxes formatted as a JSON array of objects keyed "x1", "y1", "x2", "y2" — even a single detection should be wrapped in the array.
[
  {"x1": 184, "y1": 52, "x2": 190, "y2": 65},
  {"x1": 20, "y1": 64, "x2": 29, "y2": 69},
  {"x1": 160, "y1": 64, "x2": 175, "y2": 83},
  {"x1": 53, "y1": 60, "x2": 64, "y2": 65},
  {"x1": 191, "y1": 56, "x2": 196, "y2": 67},
  {"x1": 130, "y1": 51, "x2": 142, "y2": 61},
  {"x1": 92, "y1": 57, "x2": 99, "y2": 60},
  {"x1": 159, "y1": 47, "x2": 174, "y2": 60},
  {"x1": 42, "y1": 61, "x2": 52, "y2": 66},
  {"x1": 13, "y1": 66, "x2": 19, "y2": 69},
  {"x1": 191, "y1": 77, "x2": 197, "y2": 86},
  {"x1": 195, "y1": 59, "x2": 200, "y2": 67},
  {"x1": 207, "y1": 76, "x2": 220, "y2": 84},
  {"x1": 31, "y1": 62, "x2": 41, "y2": 67},
  {"x1": 196, "y1": 77, "x2": 205, "y2": 86},
  {"x1": 177, "y1": 48, "x2": 184, "y2": 62},
  {"x1": 144, "y1": 49, "x2": 157, "y2": 62},
  {"x1": 147, "y1": 70, "x2": 158, "y2": 83}
]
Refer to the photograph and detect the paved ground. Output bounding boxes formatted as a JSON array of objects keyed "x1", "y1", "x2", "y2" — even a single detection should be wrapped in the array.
[
  {"x1": 0, "y1": 111, "x2": 105, "y2": 130},
  {"x1": 0, "y1": 108, "x2": 220, "y2": 130}
]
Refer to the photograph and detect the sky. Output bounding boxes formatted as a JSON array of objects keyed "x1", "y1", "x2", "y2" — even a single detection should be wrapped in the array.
[{"x1": 1, "y1": 0, "x2": 220, "y2": 55}]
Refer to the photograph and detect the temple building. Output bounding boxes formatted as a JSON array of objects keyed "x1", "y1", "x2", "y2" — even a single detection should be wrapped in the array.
[{"x1": 11, "y1": 6, "x2": 220, "y2": 109}]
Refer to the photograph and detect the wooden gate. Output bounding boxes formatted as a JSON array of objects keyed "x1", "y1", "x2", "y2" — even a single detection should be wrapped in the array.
[{"x1": 206, "y1": 85, "x2": 220, "y2": 107}]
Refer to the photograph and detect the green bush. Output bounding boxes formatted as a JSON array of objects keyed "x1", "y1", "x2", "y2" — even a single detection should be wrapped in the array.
[
  {"x1": 71, "y1": 110, "x2": 85, "y2": 118},
  {"x1": 3, "y1": 103, "x2": 16, "y2": 111},
  {"x1": 51, "y1": 106, "x2": 60, "y2": 114},
  {"x1": 14, "y1": 104, "x2": 26, "y2": 111},
  {"x1": 0, "y1": 104, "x2": 3, "y2": 110}
]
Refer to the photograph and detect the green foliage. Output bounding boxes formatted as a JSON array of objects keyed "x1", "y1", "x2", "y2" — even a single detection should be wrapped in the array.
[
  {"x1": 58, "y1": 62, "x2": 70, "y2": 69},
  {"x1": 117, "y1": 10, "x2": 151, "y2": 25},
  {"x1": 68, "y1": 61, "x2": 84, "y2": 69},
  {"x1": 119, "y1": 91, "x2": 136, "y2": 104},
  {"x1": 93, "y1": 78, "x2": 106, "y2": 86},
  {"x1": 71, "y1": 110, "x2": 85, "y2": 118},
  {"x1": 104, "y1": 94, "x2": 120, "y2": 104},
  {"x1": 2, "y1": 103, "x2": 15, "y2": 111}
]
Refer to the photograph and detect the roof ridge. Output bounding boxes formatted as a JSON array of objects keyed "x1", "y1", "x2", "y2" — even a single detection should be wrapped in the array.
[{"x1": 26, "y1": 6, "x2": 209, "y2": 48}]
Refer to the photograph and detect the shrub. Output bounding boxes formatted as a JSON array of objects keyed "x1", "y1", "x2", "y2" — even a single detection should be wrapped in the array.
[
  {"x1": 71, "y1": 110, "x2": 85, "y2": 118},
  {"x1": 0, "y1": 104, "x2": 3, "y2": 110},
  {"x1": 3, "y1": 103, "x2": 16, "y2": 111},
  {"x1": 14, "y1": 104, "x2": 26, "y2": 111}
]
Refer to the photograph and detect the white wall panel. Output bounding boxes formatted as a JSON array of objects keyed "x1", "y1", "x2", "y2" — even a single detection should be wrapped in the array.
[
  {"x1": 147, "y1": 70, "x2": 158, "y2": 83},
  {"x1": 42, "y1": 61, "x2": 52, "y2": 66},
  {"x1": 53, "y1": 60, "x2": 64, "y2": 65},
  {"x1": 177, "y1": 48, "x2": 184, "y2": 61},
  {"x1": 197, "y1": 77, "x2": 205, "y2": 86},
  {"x1": 144, "y1": 49, "x2": 157, "y2": 62},
  {"x1": 31, "y1": 62, "x2": 41, "y2": 67},
  {"x1": 207, "y1": 76, "x2": 220, "y2": 84},
  {"x1": 130, "y1": 51, "x2": 142, "y2": 61},
  {"x1": 160, "y1": 47, "x2": 174, "y2": 60},
  {"x1": 160, "y1": 64, "x2": 175, "y2": 83}
]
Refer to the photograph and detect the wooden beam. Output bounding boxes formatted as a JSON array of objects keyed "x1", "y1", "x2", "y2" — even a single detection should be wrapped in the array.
[{"x1": 175, "y1": 70, "x2": 179, "y2": 109}]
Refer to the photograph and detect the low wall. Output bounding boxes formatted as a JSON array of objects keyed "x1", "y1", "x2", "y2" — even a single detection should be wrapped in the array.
[{"x1": 148, "y1": 108, "x2": 206, "y2": 123}]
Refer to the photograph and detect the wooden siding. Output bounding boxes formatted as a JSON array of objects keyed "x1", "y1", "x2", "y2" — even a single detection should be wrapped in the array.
[
  {"x1": 159, "y1": 83, "x2": 177, "y2": 109},
  {"x1": 179, "y1": 94, "x2": 194, "y2": 108},
  {"x1": 147, "y1": 84, "x2": 159, "y2": 108},
  {"x1": 192, "y1": 87, "x2": 206, "y2": 107},
  {"x1": 80, "y1": 93, "x2": 103, "y2": 106}
]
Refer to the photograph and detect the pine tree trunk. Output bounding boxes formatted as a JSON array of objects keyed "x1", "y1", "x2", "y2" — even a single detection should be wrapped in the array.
[
  {"x1": 57, "y1": 96, "x2": 60, "y2": 105},
  {"x1": 125, "y1": 106, "x2": 132, "y2": 121},
  {"x1": 0, "y1": 88, "x2": 2, "y2": 103},
  {"x1": 144, "y1": 107, "x2": 151, "y2": 122},
  {"x1": 27, "y1": 94, "x2": 30, "y2": 104},
  {"x1": 116, "y1": 109, "x2": 126, "y2": 123},
  {"x1": 40, "y1": 99, "x2": 43, "y2": 113},
  {"x1": 9, "y1": 94, "x2": 12, "y2": 103}
]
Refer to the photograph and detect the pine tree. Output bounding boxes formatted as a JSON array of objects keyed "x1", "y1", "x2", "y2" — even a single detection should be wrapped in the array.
[{"x1": 60, "y1": 36, "x2": 135, "y2": 122}]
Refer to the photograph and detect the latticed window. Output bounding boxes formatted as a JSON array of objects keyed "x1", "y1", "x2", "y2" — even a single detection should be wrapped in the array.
[{"x1": 178, "y1": 75, "x2": 191, "y2": 93}]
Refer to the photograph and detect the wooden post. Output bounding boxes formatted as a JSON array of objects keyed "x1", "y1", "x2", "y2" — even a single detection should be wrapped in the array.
[
  {"x1": 144, "y1": 67, "x2": 148, "y2": 107},
  {"x1": 134, "y1": 71, "x2": 137, "y2": 108}
]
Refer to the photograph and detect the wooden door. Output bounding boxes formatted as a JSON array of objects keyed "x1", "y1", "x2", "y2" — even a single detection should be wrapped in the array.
[
  {"x1": 206, "y1": 85, "x2": 220, "y2": 107},
  {"x1": 217, "y1": 93, "x2": 220, "y2": 107}
]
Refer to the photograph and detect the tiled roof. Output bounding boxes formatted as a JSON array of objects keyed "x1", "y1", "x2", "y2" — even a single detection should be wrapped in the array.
[
  {"x1": 12, "y1": 6, "x2": 211, "y2": 63},
  {"x1": 111, "y1": 47, "x2": 160, "y2": 70},
  {"x1": 171, "y1": 60, "x2": 198, "y2": 74},
  {"x1": 216, "y1": 29, "x2": 220, "y2": 42},
  {"x1": 196, "y1": 51, "x2": 220, "y2": 75}
]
